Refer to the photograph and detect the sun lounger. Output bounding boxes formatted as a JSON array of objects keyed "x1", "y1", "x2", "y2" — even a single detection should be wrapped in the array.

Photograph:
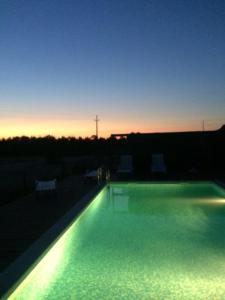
[
  {"x1": 35, "y1": 179, "x2": 57, "y2": 192},
  {"x1": 117, "y1": 155, "x2": 133, "y2": 173},
  {"x1": 35, "y1": 179, "x2": 57, "y2": 200},
  {"x1": 84, "y1": 168, "x2": 103, "y2": 183},
  {"x1": 151, "y1": 154, "x2": 167, "y2": 173}
]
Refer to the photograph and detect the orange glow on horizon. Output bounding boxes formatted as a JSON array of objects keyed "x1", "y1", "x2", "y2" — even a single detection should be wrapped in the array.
[{"x1": 0, "y1": 117, "x2": 222, "y2": 139}]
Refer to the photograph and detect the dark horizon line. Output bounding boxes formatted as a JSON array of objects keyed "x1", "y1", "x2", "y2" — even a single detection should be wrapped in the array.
[{"x1": 0, "y1": 124, "x2": 224, "y2": 141}]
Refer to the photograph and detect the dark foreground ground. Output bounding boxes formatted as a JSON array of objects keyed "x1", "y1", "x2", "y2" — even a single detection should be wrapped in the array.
[{"x1": 0, "y1": 175, "x2": 95, "y2": 272}]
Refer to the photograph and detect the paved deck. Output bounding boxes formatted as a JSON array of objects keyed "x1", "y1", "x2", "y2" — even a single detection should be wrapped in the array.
[{"x1": 0, "y1": 175, "x2": 96, "y2": 272}]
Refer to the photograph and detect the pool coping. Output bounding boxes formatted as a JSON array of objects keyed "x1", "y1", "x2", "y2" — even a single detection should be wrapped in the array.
[
  {"x1": 111, "y1": 179, "x2": 215, "y2": 185},
  {"x1": 214, "y1": 179, "x2": 225, "y2": 190},
  {"x1": 0, "y1": 183, "x2": 105, "y2": 299}
]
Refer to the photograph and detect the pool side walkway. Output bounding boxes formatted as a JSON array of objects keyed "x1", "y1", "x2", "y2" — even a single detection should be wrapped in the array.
[{"x1": 0, "y1": 175, "x2": 96, "y2": 272}]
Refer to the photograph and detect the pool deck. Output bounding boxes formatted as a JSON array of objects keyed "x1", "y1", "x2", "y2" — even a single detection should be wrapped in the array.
[{"x1": 0, "y1": 175, "x2": 97, "y2": 273}]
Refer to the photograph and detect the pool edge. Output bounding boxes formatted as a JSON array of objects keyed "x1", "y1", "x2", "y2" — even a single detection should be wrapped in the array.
[{"x1": 0, "y1": 183, "x2": 105, "y2": 299}]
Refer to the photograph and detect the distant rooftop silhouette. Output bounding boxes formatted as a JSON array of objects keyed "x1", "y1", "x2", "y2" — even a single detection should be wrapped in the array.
[
  {"x1": 220, "y1": 124, "x2": 225, "y2": 131},
  {"x1": 111, "y1": 124, "x2": 225, "y2": 139}
]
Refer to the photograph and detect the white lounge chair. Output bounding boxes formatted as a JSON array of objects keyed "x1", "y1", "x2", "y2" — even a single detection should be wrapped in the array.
[
  {"x1": 151, "y1": 154, "x2": 167, "y2": 173},
  {"x1": 35, "y1": 179, "x2": 57, "y2": 192},
  {"x1": 84, "y1": 168, "x2": 103, "y2": 183},
  {"x1": 35, "y1": 179, "x2": 57, "y2": 200},
  {"x1": 117, "y1": 155, "x2": 133, "y2": 174}
]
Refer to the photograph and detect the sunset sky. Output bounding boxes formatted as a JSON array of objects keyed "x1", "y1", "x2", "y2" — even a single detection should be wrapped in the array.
[{"x1": 0, "y1": 0, "x2": 225, "y2": 138}]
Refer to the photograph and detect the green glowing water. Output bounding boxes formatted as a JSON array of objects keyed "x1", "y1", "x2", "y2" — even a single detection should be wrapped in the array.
[{"x1": 8, "y1": 183, "x2": 225, "y2": 299}]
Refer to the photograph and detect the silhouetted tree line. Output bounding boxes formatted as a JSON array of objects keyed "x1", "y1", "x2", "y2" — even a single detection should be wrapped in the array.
[
  {"x1": 0, "y1": 125, "x2": 224, "y2": 174},
  {"x1": 0, "y1": 135, "x2": 120, "y2": 157}
]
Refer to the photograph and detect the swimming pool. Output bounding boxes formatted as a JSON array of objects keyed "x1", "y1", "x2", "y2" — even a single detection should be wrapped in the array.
[{"x1": 3, "y1": 182, "x2": 225, "y2": 299}]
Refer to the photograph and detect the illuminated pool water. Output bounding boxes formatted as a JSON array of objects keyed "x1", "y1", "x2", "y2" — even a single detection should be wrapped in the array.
[{"x1": 6, "y1": 182, "x2": 225, "y2": 299}]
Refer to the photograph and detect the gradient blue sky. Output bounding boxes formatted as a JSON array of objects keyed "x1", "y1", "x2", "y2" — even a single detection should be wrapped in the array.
[{"x1": 0, "y1": 0, "x2": 225, "y2": 137}]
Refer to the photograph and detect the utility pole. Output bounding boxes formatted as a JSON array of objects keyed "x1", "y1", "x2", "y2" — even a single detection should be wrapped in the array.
[
  {"x1": 202, "y1": 120, "x2": 205, "y2": 132},
  {"x1": 94, "y1": 115, "x2": 100, "y2": 139}
]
